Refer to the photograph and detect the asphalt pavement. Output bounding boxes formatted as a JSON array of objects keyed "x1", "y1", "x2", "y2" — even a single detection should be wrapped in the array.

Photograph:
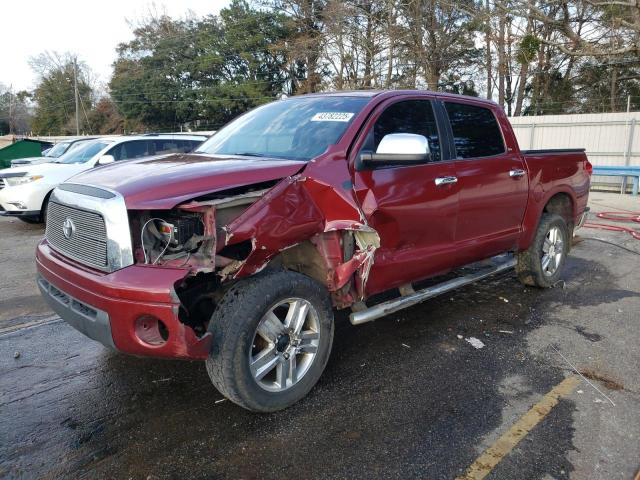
[{"x1": 1, "y1": 192, "x2": 639, "y2": 479}]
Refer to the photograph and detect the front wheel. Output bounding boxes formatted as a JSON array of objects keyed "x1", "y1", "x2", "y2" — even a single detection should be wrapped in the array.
[
  {"x1": 40, "y1": 195, "x2": 50, "y2": 224},
  {"x1": 516, "y1": 213, "x2": 569, "y2": 288},
  {"x1": 206, "y1": 270, "x2": 334, "y2": 412},
  {"x1": 18, "y1": 216, "x2": 41, "y2": 224}
]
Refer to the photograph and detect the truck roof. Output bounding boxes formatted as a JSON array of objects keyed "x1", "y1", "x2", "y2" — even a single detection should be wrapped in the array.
[{"x1": 299, "y1": 89, "x2": 501, "y2": 108}]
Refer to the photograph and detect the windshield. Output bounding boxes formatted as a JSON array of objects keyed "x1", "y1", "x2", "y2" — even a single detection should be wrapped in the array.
[
  {"x1": 195, "y1": 96, "x2": 370, "y2": 161},
  {"x1": 53, "y1": 140, "x2": 111, "y2": 164},
  {"x1": 46, "y1": 142, "x2": 71, "y2": 158},
  {"x1": 65, "y1": 140, "x2": 91, "y2": 154}
]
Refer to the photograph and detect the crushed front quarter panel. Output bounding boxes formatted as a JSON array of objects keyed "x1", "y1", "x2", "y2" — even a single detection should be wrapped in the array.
[{"x1": 218, "y1": 151, "x2": 380, "y2": 304}]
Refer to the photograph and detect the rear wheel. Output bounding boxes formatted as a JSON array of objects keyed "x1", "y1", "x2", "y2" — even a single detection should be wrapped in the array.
[
  {"x1": 206, "y1": 270, "x2": 334, "y2": 412},
  {"x1": 516, "y1": 213, "x2": 569, "y2": 288}
]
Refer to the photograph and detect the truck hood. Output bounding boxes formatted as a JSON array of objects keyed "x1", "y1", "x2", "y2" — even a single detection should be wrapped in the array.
[{"x1": 69, "y1": 153, "x2": 308, "y2": 210}]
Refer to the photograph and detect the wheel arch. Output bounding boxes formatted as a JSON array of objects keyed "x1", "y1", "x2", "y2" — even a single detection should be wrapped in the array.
[
  {"x1": 517, "y1": 186, "x2": 577, "y2": 251},
  {"x1": 41, "y1": 189, "x2": 54, "y2": 214},
  {"x1": 543, "y1": 191, "x2": 575, "y2": 228},
  {"x1": 274, "y1": 240, "x2": 332, "y2": 288}
]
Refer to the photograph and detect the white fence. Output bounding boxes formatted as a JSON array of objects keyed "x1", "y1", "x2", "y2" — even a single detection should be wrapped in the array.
[{"x1": 509, "y1": 112, "x2": 639, "y2": 191}]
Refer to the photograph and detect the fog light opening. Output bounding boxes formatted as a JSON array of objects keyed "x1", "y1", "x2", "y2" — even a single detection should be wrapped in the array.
[{"x1": 135, "y1": 315, "x2": 169, "y2": 346}]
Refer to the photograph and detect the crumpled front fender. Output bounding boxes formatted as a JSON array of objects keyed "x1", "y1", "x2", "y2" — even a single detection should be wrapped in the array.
[{"x1": 218, "y1": 154, "x2": 380, "y2": 304}]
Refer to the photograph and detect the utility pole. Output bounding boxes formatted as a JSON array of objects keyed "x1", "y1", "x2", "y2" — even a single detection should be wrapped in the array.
[
  {"x1": 8, "y1": 84, "x2": 13, "y2": 135},
  {"x1": 73, "y1": 58, "x2": 80, "y2": 135}
]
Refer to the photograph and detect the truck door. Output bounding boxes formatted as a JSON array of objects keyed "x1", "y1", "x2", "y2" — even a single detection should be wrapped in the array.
[
  {"x1": 351, "y1": 98, "x2": 460, "y2": 296},
  {"x1": 442, "y1": 100, "x2": 529, "y2": 263}
]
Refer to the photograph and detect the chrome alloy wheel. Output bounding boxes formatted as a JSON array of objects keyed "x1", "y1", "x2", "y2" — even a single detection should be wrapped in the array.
[
  {"x1": 250, "y1": 298, "x2": 320, "y2": 392},
  {"x1": 541, "y1": 226, "x2": 564, "y2": 276}
]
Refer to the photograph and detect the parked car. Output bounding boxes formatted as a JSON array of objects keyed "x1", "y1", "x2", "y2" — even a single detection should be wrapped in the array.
[
  {"x1": 36, "y1": 91, "x2": 591, "y2": 412},
  {"x1": 0, "y1": 134, "x2": 208, "y2": 222},
  {"x1": 10, "y1": 137, "x2": 96, "y2": 167}
]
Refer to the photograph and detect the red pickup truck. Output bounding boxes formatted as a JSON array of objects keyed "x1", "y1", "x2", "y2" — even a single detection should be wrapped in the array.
[{"x1": 36, "y1": 91, "x2": 591, "y2": 411}]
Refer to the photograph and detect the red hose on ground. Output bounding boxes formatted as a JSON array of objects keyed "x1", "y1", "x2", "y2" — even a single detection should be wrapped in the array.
[{"x1": 584, "y1": 211, "x2": 640, "y2": 240}]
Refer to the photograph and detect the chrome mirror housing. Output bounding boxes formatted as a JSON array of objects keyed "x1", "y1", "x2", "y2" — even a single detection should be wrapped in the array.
[{"x1": 376, "y1": 133, "x2": 430, "y2": 155}]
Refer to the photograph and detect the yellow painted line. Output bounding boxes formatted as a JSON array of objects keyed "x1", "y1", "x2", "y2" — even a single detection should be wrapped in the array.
[{"x1": 457, "y1": 376, "x2": 581, "y2": 480}]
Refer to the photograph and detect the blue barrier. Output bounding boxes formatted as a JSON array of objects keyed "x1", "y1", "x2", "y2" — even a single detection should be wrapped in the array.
[{"x1": 592, "y1": 166, "x2": 640, "y2": 196}]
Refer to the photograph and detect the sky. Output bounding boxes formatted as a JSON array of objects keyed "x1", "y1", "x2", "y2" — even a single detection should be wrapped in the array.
[{"x1": 0, "y1": 0, "x2": 230, "y2": 92}]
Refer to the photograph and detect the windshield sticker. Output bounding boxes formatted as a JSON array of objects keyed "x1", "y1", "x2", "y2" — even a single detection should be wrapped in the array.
[{"x1": 311, "y1": 112, "x2": 354, "y2": 122}]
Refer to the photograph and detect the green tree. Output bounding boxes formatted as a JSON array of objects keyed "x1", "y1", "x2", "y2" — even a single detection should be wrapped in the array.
[
  {"x1": 29, "y1": 53, "x2": 93, "y2": 135},
  {"x1": 109, "y1": 0, "x2": 293, "y2": 131},
  {"x1": 0, "y1": 84, "x2": 33, "y2": 135},
  {"x1": 87, "y1": 97, "x2": 125, "y2": 134},
  {"x1": 398, "y1": 0, "x2": 480, "y2": 90}
]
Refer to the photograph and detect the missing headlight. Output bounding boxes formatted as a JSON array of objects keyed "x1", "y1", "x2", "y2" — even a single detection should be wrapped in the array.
[{"x1": 141, "y1": 214, "x2": 205, "y2": 265}]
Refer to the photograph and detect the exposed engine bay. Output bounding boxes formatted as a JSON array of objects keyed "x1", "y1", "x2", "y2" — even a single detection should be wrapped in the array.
[{"x1": 139, "y1": 214, "x2": 206, "y2": 265}]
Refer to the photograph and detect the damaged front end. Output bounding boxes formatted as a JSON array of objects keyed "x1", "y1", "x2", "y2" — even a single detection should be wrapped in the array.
[{"x1": 129, "y1": 169, "x2": 380, "y2": 339}]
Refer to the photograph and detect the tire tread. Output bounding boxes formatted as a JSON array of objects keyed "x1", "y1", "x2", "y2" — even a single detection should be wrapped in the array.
[
  {"x1": 205, "y1": 270, "x2": 333, "y2": 412},
  {"x1": 516, "y1": 213, "x2": 568, "y2": 288}
]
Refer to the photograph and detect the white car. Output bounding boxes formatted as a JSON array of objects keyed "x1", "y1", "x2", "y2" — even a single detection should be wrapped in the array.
[
  {"x1": 10, "y1": 137, "x2": 97, "y2": 167},
  {"x1": 0, "y1": 134, "x2": 208, "y2": 223}
]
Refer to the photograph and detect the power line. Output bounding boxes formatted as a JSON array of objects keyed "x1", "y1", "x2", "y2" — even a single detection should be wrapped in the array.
[{"x1": 73, "y1": 57, "x2": 80, "y2": 136}]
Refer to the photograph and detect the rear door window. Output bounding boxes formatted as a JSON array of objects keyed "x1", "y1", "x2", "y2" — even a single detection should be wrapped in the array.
[{"x1": 444, "y1": 102, "x2": 505, "y2": 159}]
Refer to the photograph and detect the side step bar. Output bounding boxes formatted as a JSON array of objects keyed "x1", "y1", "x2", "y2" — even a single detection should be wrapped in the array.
[{"x1": 349, "y1": 256, "x2": 517, "y2": 325}]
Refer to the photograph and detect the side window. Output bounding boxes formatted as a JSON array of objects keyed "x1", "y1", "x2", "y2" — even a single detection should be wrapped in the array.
[
  {"x1": 153, "y1": 139, "x2": 179, "y2": 155},
  {"x1": 364, "y1": 100, "x2": 441, "y2": 162},
  {"x1": 107, "y1": 143, "x2": 126, "y2": 161},
  {"x1": 182, "y1": 140, "x2": 203, "y2": 152},
  {"x1": 151, "y1": 139, "x2": 202, "y2": 154},
  {"x1": 119, "y1": 140, "x2": 152, "y2": 160},
  {"x1": 445, "y1": 102, "x2": 505, "y2": 159}
]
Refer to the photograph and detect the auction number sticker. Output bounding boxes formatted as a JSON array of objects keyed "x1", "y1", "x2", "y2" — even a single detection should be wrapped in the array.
[{"x1": 311, "y1": 112, "x2": 354, "y2": 122}]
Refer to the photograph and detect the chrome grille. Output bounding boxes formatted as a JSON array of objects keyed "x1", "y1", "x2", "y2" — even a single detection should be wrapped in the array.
[{"x1": 46, "y1": 202, "x2": 108, "y2": 269}]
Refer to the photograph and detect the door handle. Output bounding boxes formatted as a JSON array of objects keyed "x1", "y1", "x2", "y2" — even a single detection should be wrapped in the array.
[
  {"x1": 510, "y1": 169, "x2": 526, "y2": 177},
  {"x1": 435, "y1": 176, "x2": 458, "y2": 186}
]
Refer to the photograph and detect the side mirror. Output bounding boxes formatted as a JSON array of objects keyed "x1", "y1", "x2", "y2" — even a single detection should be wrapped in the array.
[
  {"x1": 360, "y1": 133, "x2": 431, "y2": 166},
  {"x1": 97, "y1": 154, "x2": 115, "y2": 166}
]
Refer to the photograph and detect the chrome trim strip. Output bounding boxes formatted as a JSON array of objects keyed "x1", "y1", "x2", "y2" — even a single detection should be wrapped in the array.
[
  {"x1": 49, "y1": 184, "x2": 133, "y2": 271},
  {"x1": 350, "y1": 255, "x2": 516, "y2": 325}
]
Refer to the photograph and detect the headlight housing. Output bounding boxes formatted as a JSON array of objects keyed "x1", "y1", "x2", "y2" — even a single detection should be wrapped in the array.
[{"x1": 4, "y1": 175, "x2": 43, "y2": 186}]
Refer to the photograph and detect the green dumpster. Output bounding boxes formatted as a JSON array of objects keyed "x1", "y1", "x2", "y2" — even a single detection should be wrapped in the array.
[{"x1": 0, "y1": 139, "x2": 53, "y2": 168}]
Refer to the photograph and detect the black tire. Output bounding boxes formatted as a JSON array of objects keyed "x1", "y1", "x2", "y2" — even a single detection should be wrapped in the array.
[
  {"x1": 516, "y1": 213, "x2": 569, "y2": 288},
  {"x1": 16, "y1": 195, "x2": 49, "y2": 224},
  {"x1": 40, "y1": 196, "x2": 50, "y2": 224},
  {"x1": 17, "y1": 216, "x2": 40, "y2": 224},
  {"x1": 205, "y1": 270, "x2": 334, "y2": 412}
]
